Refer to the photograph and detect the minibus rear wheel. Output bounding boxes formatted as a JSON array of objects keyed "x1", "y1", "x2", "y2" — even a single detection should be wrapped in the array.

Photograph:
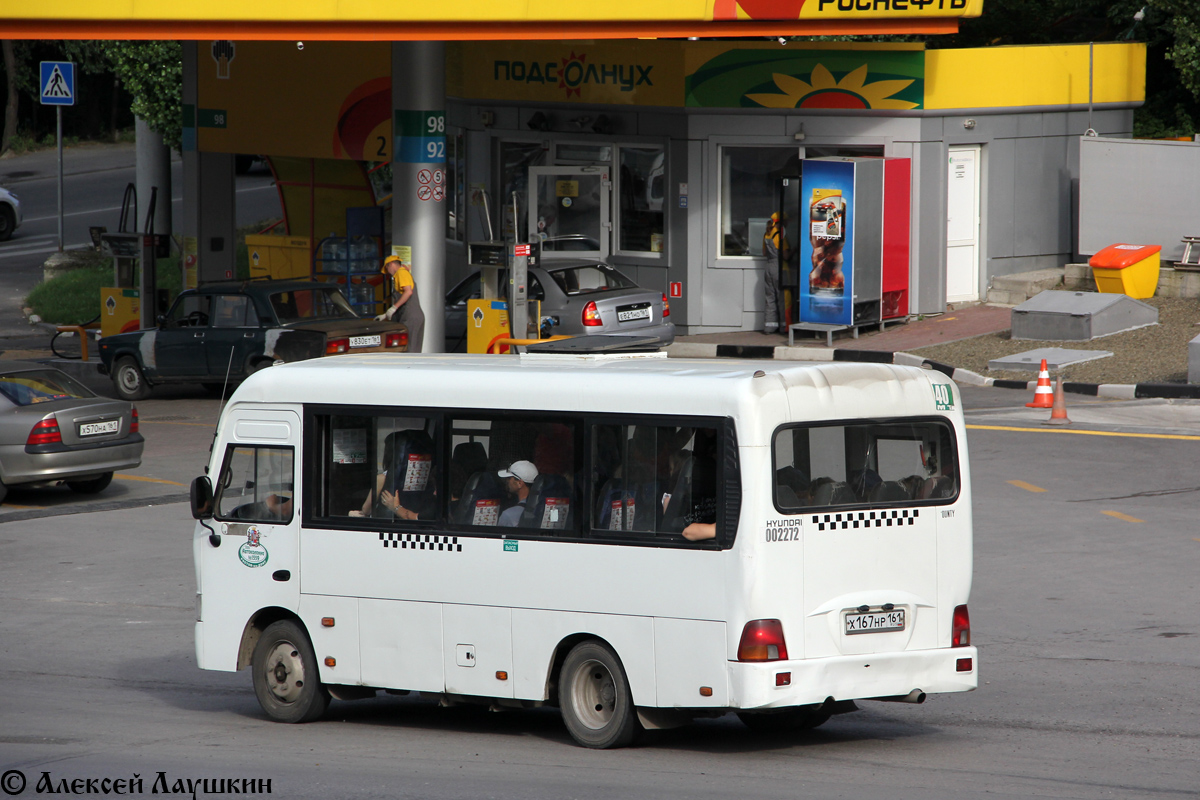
[
  {"x1": 251, "y1": 620, "x2": 330, "y2": 723},
  {"x1": 737, "y1": 705, "x2": 832, "y2": 733},
  {"x1": 559, "y1": 640, "x2": 641, "y2": 749}
]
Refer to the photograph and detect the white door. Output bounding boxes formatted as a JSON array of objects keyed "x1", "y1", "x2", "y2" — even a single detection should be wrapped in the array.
[
  {"x1": 945, "y1": 146, "x2": 981, "y2": 303},
  {"x1": 528, "y1": 166, "x2": 611, "y2": 261}
]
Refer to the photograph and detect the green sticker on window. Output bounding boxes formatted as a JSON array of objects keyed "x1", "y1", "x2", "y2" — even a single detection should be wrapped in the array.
[
  {"x1": 933, "y1": 383, "x2": 955, "y2": 411},
  {"x1": 503, "y1": 539, "x2": 518, "y2": 552}
]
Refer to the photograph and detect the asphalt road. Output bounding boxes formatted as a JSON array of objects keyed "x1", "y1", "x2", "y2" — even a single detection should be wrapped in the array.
[{"x1": 0, "y1": 384, "x2": 1197, "y2": 799}]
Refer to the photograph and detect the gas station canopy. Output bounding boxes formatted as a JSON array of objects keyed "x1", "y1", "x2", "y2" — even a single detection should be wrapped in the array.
[{"x1": 1, "y1": 0, "x2": 984, "y2": 39}]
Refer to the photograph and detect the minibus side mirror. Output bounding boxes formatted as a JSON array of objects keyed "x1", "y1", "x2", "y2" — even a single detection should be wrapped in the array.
[{"x1": 191, "y1": 476, "x2": 214, "y2": 520}]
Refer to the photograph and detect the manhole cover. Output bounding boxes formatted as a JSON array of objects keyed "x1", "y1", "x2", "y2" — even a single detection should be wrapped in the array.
[{"x1": 988, "y1": 347, "x2": 1113, "y2": 372}]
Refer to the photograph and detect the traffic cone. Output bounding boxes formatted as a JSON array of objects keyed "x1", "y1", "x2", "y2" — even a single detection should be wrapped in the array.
[
  {"x1": 1043, "y1": 377, "x2": 1071, "y2": 425},
  {"x1": 1025, "y1": 359, "x2": 1054, "y2": 408}
]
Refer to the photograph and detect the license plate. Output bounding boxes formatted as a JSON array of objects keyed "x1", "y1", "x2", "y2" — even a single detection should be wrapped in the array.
[
  {"x1": 79, "y1": 420, "x2": 120, "y2": 437},
  {"x1": 617, "y1": 308, "x2": 650, "y2": 322},
  {"x1": 845, "y1": 609, "x2": 906, "y2": 635},
  {"x1": 349, "y1": 335, "x2": 381, "y2": 348}
]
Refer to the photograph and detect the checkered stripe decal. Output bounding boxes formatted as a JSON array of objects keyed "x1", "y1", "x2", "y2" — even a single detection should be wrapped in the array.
[
  {"x1": 811, "y1": 509, "x2": 919, "y2": 531},
  {"x1": 380, "y1": 533, "x2": 462, "y2": 551}
]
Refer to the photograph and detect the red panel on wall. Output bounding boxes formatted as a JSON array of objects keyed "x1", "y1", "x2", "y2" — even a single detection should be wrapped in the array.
[{"x1": 882, "y1": 157, "x2": 911, "y2": 320}]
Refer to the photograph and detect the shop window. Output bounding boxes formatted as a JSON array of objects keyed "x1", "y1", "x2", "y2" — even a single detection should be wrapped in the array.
[
  {"x1": 591, "y1": 423, "x2": 719, "y2": 537},
  {"x1": 556, "y1": 142, "x2": 612, "y2": 163},
  {"x1": 617, "y1": 147, "x2": 665, "y2": 255},
  {"x1": 719, "y1": 147, "x2": 801, "y2": 257},
  {"x1": 448, "y1": 416, "x2": 576, "y2": 532},
  {"x1": 498, "y1": 141, "x2": 547, "y2": 240},
  {"x1": 772, "y1": 420, "x2": 958, "y2": 511},
  {"x1": 446, "y1": 130, "x2": 466, "y2": 242},
  {"x1": 215, "y1": 445, "x2": 294, "y2": 523},
  {"x1": 314, "y1": 414, "x2": 437, "y2": 522}
]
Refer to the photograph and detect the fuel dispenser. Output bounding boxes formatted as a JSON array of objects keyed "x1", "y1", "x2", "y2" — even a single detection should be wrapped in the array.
[{"x1": 465, "y1": 240, "x2": 542, "y2": 353}]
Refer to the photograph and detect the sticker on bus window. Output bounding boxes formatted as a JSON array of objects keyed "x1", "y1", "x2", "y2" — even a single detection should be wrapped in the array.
[
  {"x1": 332, "y1": 429, "x2": 367, "y2": 464},
  {"x1": 402, "y1": 453, "x2": 432, "y2": 492},
  {"x1": 933, "y1": 383, "x2": 955, "y2": 411},
  {"x1": 472, "y1": 499, "x2": 500, "y2": 526},
  {"x1": 542, "y1": 497, "x2": 569, "y2": 529},
  {"x1": 503, "y1": 539, "x2": 518, "y2": 552}
]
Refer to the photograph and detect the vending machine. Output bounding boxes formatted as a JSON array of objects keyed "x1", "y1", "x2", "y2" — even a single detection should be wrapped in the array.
[{"x1": 798, "y1": 157, "x2": 910, "y2": 330}]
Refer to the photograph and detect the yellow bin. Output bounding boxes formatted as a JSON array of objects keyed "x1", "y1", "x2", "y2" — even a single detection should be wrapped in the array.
[{"x1": 1088, "y1": 243, "x2": 1161, "y2": 299}]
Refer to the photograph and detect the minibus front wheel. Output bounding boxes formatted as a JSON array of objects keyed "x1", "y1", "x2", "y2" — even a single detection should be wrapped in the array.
[
  {"x1": 251, "y1": 620, "x2": 330, "y2": 723},
  {"x1": 559, "y1": 640, "x2": 641, "y2": 749}
]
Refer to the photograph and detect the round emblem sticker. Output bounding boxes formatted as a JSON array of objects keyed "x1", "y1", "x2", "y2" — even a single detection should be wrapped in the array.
[
  {"x1": 561, "y1": 197, "x2": 573, "y2": 208},
  {"x1": 239, "y1": 528, "x2": 269, "y2": 568}
]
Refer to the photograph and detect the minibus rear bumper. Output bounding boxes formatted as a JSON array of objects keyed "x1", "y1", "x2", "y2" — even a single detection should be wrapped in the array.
[{"x1": 728, "y1": 646, "x2": 979, "y2": 710}]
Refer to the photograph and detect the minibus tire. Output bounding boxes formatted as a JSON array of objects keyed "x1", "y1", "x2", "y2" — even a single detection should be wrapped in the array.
[
  {"x1": 737, "y1": 705, "x2": 832, "y2": 733},
  {"x1": 559, "y1": 641, "x2": 641, "y2": 749},
  {"x1": 251, "y1": 620, "x2": 330, "y2": 723}
]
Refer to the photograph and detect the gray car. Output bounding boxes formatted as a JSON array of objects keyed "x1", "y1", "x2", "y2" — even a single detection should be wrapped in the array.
[
  {"x1": 0, "y1": 186, "x2": 22, "y2": 241},
  {"x1": 445, "y1": 260, "x2": 675, "y2": 351},
  {"x1": 0, "y1": 362, "x2": 143, "y2": 504}
]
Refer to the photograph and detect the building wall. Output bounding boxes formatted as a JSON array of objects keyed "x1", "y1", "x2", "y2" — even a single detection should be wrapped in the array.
[{"x1": 444, "y1": 99, "x2": 1135, "y2": 334}]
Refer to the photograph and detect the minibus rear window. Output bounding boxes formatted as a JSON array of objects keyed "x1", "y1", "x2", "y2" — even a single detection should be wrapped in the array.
[{"x1": 772, "y1": 419, "x2": 958, "y2": 511}]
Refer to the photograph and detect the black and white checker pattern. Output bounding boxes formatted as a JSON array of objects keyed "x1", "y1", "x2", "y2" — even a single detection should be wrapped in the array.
[
  {"x1": 811, "y1": 509, "x2": 919, "y2": 531},
  {"x1": 380, "y1": 533, "x2": 462, "y2": 551}
]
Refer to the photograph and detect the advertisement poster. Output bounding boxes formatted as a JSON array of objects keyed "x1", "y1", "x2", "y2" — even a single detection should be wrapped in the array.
[{"x1": 799, "y1": 159, "x2": 855, "y2": 326}]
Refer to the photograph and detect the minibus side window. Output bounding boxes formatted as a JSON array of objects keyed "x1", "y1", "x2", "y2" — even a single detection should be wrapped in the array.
[
  {"x1": 215, "y1": 445, "x2": 294, "y2": 523},
  {"x1": 590, "y1": 424, "x2": 719, "y2": 538},
  {"x1": 316, "y1": 414, "x2": 438, "y2": 522},
  {"x1": 773, "y1": 420, "x2": 958, "y2": 511},
  {"x1": 448, "y1": 416, "x2": 577, "y2": 532}
]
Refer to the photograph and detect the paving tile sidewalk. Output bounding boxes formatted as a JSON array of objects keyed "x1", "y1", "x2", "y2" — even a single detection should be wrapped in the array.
[{"x1": 675, "y1": 303, "x2": 1012, "y2": 354}]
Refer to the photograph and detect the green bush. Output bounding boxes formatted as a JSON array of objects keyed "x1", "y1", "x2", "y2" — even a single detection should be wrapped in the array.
[{"x1": 27, "y1": 250, "x2": 183, "y2": 325}]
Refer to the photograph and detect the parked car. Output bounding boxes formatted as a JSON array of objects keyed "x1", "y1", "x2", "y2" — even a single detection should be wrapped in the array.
[
  {"x1": 0, "y1": 361, "x2": 142, "y2": 504},
  {"x1": 98, "y1": 280, "x2": 408, "y2": 400},
  {"x1": 0, "y1": 187, "x2": 23, "y2": 241},
  {"x1": 444, "y1": 260, "x2": 674, "y2": 351}
]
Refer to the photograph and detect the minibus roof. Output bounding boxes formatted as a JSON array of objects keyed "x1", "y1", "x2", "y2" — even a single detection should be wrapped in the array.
[{"x1": 229, "y1": 354, "x2": 956, "y2": 445}]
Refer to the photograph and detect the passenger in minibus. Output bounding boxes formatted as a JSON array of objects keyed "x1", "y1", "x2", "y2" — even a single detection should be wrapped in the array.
[
  {"x1": 349, "y1": 430, "x2": 435, "y2": 521},
  {"x1": 497, "y1": 460, "x2": 539, "y2": 527}
]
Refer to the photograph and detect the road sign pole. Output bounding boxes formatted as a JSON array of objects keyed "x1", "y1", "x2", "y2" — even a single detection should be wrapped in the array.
[{"x1": 56, "y1": 106, "x2": 64, "y2": 252}]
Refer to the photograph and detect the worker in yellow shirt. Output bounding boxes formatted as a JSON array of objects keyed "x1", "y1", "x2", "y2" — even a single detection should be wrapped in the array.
[{"x1": 376, "y1": 254, "x2": 425, "y2": 352}]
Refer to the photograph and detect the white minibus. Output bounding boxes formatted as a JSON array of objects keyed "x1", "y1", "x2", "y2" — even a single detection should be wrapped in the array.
[{"x1": 191, "y1": 352, "x2": 976, "y2": 748}]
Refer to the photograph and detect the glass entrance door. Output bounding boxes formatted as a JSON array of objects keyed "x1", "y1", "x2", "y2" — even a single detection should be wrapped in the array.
[{"x1": 528, "y1": 166, "x2": 610, "y2": 261}]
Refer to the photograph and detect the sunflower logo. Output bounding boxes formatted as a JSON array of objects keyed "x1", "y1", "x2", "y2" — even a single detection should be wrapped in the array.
[{"x1": 746, "y1": 64, "x2": 918, "y2": 110}]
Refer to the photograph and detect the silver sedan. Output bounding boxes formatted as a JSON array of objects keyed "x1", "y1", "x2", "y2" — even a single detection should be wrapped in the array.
[
  {"x1": 0, "y1": 362, "x2": 143, "y2": 504},
  {"x1": 445, "y1": 261, "x2": 675, "y2": 351}
]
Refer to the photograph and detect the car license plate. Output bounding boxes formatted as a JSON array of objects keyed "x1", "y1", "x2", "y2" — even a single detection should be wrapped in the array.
[
  {"x1": 79, "y1": 420, "x2": 120, "y2": 437},
  {"x1": 617, "y1": 307, "x2": 651, "y2": 322},
  {"x1": 845, "y1": 609, "x2": 906, "y2": 635},
  {"x1": 349, "y1": 335, "x2": 381, "y2": 348}
]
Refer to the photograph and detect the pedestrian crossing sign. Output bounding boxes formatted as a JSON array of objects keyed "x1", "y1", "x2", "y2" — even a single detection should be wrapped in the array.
[{"x1": 40, "y1": 61, "x2": 75, "y2": 106}]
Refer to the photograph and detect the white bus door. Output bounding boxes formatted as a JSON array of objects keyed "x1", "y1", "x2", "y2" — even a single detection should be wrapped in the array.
[
  {"x1": 528, "y1": 166, "x2": 611, "y2": 260},
  {"x1": 199, "y1": 410, "x2": 302, "y2": 668}
]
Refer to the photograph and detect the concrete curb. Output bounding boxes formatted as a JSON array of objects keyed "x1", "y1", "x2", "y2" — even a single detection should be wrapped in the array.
[{"x1": 663, "y1": 342, "x2": 1200, "y2": 400}]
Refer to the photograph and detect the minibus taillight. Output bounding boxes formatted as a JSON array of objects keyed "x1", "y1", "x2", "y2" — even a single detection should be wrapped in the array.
[
  {"x1": 662, "y1": 293, "x2": 670, "y2": 317},
  {"x1": 582, "y1": 301, "x2": 603, "y2": 326},
  {"x1": 386, "y1": 331, "x2": 407, "y2": 349},
  {"x1": 326, "y1": 338, "x2": 349, "y2": 355},
  {"x1": 952, "y1": 604, "x2": 971, "y2": 647},
  {"x1": 737, "y1": 619, "x2": 789, "y2": 662},
  {"x1": 130, "y1": 406, "x2": 139, "y2": 434},
  {"x1": 27, "y1": 416, "x2": 62, "y2": 446}
]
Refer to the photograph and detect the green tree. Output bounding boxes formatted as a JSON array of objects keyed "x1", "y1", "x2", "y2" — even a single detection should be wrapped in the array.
[{"x1": 98, "y1": 42, "x2": 182, "y2": 152}]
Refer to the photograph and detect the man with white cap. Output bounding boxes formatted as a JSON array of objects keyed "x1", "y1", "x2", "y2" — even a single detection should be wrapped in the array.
[{"x1": 497, "y1": 460, "x2": 539, "y2": 527}]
